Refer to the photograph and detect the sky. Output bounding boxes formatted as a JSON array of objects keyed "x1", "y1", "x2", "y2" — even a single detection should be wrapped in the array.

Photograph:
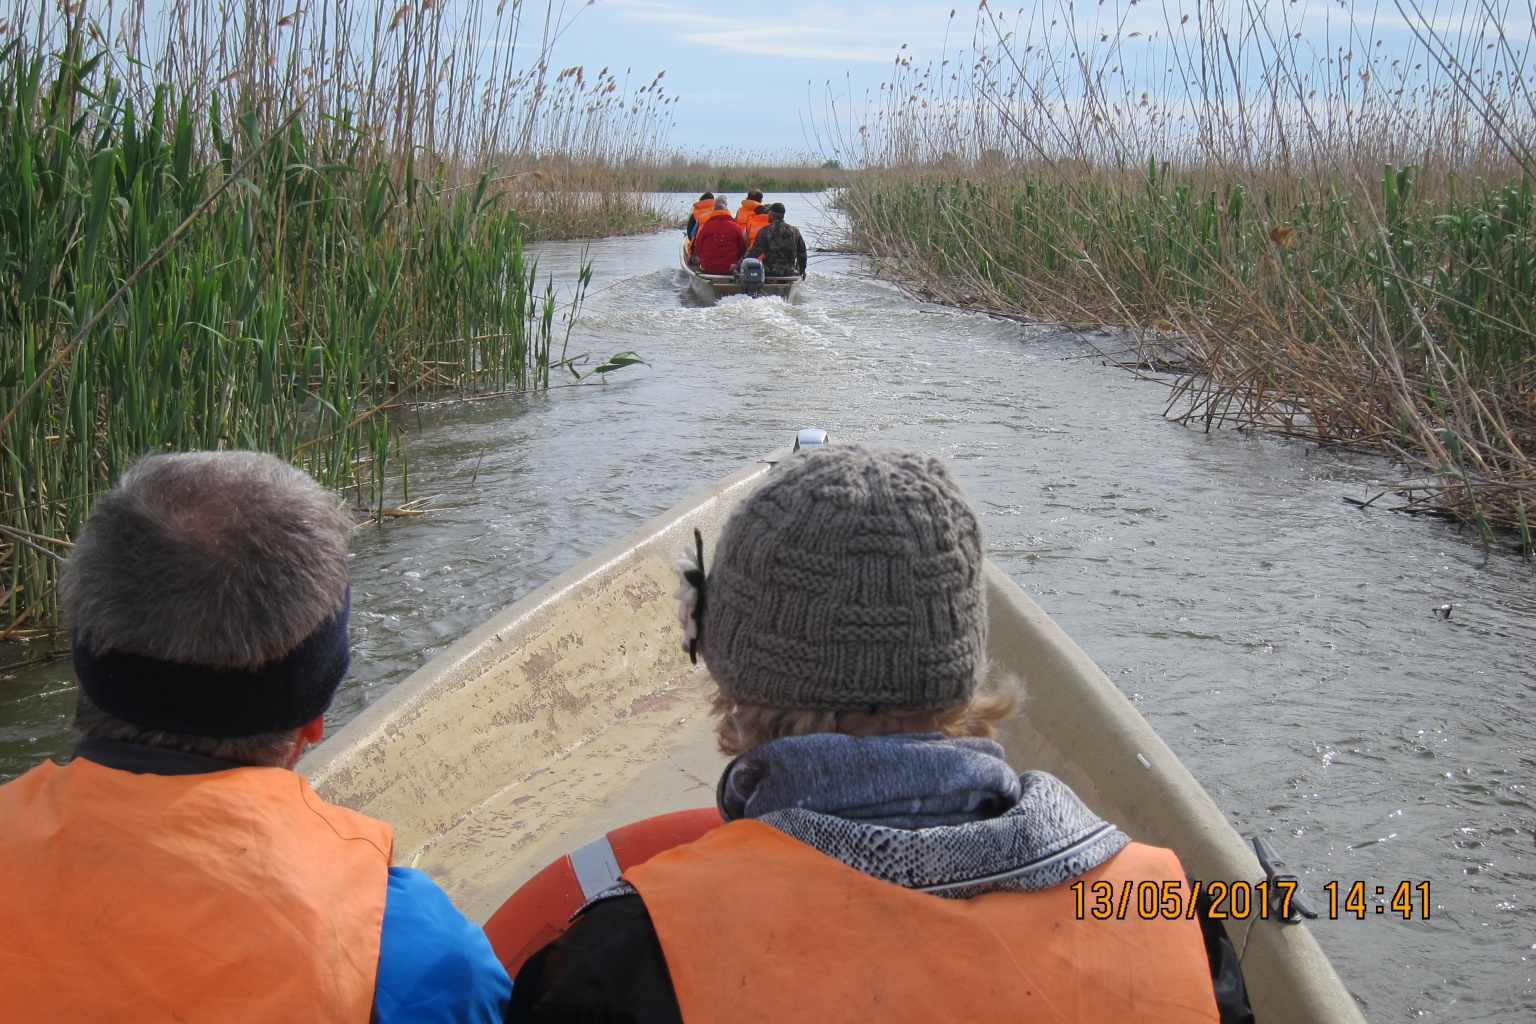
[
  {"x1": 67, "y1": 0, "x2": 1531, "y2": 163},
  {"x1": 551, "y1": 0, "x2": 969, "y2": 158},
  {"x1": 542, "y1": 0, "x2": 1533, "y2": 161}
]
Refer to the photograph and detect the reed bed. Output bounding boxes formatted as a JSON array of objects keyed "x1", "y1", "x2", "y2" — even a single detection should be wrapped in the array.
[
  {"x1": 646, "y1": 157, "x2": 848, "y2": 195},
  {"x1": 474, "y1": 66, "x2": 678, "y2": 238},
  {"x1": 0, "y1": 1, "x2": 668, "y2": 635},
  {"x1": 835, "y1": 1, "x2": 1535, "y2": 553}
]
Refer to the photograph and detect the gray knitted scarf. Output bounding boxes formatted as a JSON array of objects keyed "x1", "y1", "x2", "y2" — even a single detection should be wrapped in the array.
[
  {"x1": 719, "y1": 733, "x2": 1129, "y2": 899},
  {"x1": 718, "y1": 732, "x2": 1021, "y2": 828}
]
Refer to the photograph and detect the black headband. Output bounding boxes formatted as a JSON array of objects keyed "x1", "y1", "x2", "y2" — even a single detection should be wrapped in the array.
[{"x1": 73, "y1": 589, "x2": 351, "y2": 738}]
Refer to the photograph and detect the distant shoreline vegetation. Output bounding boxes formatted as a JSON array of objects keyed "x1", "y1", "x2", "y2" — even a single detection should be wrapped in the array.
[
  {"x1": 0, "y1": 0, "x2": 662, "y2": 636},
  {"x1": 646, "y1": 161, "x2": 848, "y2": 195},
  {"x1": 832, "y1": 0, "x2": 1535, "y2": 554}
]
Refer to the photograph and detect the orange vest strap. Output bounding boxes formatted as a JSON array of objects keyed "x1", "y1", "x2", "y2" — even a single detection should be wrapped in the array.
[
  {"x1": 482, "y1": 806, "x2": 723, "y2": 976},
  {"x1": 0, "y1": 757, "x2": 391, "y2": 1024},
  {"x1": 627, "y1": 820, "x2": 1220, "y2": 1024}
]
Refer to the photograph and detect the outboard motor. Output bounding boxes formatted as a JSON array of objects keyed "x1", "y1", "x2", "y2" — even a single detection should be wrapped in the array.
[{"x1": 738, "y1": 257, "x2": 766, "y2": 297}]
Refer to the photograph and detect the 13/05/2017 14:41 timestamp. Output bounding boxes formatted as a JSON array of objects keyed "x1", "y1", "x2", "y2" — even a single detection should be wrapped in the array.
[
  {"x1": 1323, "y1": 881, "x2": 1431, "y2": 919},
  {"x1": 1069, "y1": 879, "x2": 1432, "y2": 921}
]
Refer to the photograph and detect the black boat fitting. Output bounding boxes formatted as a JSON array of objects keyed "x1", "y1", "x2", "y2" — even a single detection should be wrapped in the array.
[{"x1": 1251, "y1": 835, "x2": 1320, "y2": 922}]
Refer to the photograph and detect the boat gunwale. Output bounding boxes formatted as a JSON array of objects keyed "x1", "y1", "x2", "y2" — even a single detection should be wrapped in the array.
[
  {"x1": 981, "y1": 564, "x2": 1363, "y2": 1022},
  {"x1": 300, "y1": 452, "x2": 783, "y2": 796}
]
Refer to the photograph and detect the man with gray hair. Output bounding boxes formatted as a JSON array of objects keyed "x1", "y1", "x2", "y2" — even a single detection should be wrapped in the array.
[
  {"x1": 691, "y1": 195, "x2": 748, "y2": 274},
  {"x1": 0, "y1": 451, "x2": 510, "y2": 1023}
]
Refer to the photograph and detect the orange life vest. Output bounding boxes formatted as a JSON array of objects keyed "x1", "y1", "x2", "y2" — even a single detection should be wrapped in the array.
[
  {"x1": 690, "y1": 199, "x2": 716, "y2": 233},
  {"x1": 734, "y1": 200, "x2": 760, "y2": 228},
  {"x1": 745, "y1": 210, "x2": 771, "y2": 247},
  {"x1": 483, "y1": 806, "x2": 723, "y2": 976},
  {"x1": 0, "y1": 756, "x2": 392, "y2": 1024},
  {"x1": 626, "y1": 819, "x2": 1219, "y2": 1024}
]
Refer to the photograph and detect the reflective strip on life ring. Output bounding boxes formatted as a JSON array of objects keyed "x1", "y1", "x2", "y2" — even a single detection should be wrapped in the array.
[{"x1": 481, "y1": 806, "x2": 724, "y2": 976}]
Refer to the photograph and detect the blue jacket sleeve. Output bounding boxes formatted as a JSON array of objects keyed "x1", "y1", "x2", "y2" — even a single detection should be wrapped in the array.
[{"x1": 376, "y1": 866, "x2": 511, "y2": 1023}]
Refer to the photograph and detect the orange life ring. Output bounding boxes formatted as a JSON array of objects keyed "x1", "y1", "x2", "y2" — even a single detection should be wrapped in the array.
[{"x1": 482, "y1": 806, "x2": 724, "y2": 976}]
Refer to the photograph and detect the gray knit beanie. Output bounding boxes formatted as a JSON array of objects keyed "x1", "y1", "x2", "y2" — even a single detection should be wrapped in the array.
[{"x1": 700, "y1": 444, "x2": 986, "y2": 710}]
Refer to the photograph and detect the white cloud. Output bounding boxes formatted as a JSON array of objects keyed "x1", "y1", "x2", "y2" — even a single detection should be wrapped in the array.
[
  {"x1": 604, "y1": 0, "x2": 924, "y2": 62},
  {"x1": 680, "y1": 26, "x2": 897, "y2": 63}
]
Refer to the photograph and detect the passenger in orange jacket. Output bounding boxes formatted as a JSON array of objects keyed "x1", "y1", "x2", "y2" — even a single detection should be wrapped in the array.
[
  {"x1": 692, "y1": 197, "x2": 747, "y2": 274},
  {"x1": 744, "y1": 201, "x2": 772, "y2": 247},
  {"x1": 734, "y1": 188, "x2": 764, "y2": 229},
  {"x1": 0, "y1": 452, "x2": 511, "y2": 1024},
  {"x1": 685, "y1": 192, "x2": 716, "y2": 240},
  {"x1": 508, "y1": 445, "x2": 1249, "y2": 1024}
]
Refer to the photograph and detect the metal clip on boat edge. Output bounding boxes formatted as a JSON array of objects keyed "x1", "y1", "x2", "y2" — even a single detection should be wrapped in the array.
[
  {"x1": 793, "y1": 428, "x2": 829, "y2": 451},
  {"x1": 1251, "y1": 835, "x2": 1319, "y2": 922}
]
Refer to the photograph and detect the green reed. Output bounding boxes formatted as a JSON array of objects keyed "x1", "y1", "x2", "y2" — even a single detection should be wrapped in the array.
[
  {"x1": 0, "y1": 27, "x2": 644, "y2": 633},
  {"x1": 856, "y1": 165, "x2": 1535, "y2": 373},
  {"x1": 647, "y1": 161, "x2": 848, "y2": 195}
]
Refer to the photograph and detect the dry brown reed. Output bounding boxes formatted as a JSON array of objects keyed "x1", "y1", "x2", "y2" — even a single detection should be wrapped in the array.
[{"x1": 833, "y1": 1, "x2": 1536, "y2": 552}]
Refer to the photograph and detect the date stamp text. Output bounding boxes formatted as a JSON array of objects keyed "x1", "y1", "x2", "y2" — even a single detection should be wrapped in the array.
[{"x1": 1070, "y1": 879, "x2": 1431, "y2": 920}]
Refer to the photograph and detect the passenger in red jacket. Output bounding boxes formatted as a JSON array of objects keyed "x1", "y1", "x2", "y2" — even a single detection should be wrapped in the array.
[{"x1": 691, "y1": 197, "x2": 746, "y2": 274}]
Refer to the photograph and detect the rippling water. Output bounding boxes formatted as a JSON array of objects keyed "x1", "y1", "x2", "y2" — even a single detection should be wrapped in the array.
[{"x1": 2, "y1": 196, "x2": 1531, "y2": 1020}]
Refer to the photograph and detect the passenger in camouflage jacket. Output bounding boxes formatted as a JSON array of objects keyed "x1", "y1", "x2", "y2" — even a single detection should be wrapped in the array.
[{"x1": 745, "y1": 203, "x2": 807, "y2": 278}]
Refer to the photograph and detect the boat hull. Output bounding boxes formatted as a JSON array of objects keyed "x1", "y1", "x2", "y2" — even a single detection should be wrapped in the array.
[
  {"x1": 680, "y1": 239, "x2": 801, "y2": 303},
  {"x1": 303, "y1": 450, "x2": 1363, "y2": 1023}
]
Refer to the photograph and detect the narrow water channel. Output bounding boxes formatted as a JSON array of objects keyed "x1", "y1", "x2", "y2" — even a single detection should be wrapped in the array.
[{"x1": 2, "y1": 196, "x2": 1530, "y2": 1020}]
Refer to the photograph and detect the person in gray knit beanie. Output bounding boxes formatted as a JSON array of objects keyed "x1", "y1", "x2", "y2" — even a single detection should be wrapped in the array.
[
  {"x1": 508, "y1": 445, "x2": 1240, "y2": 1023},
  {"x1": 701, "y1": 443, "x2": 987, "y2": 713}
]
